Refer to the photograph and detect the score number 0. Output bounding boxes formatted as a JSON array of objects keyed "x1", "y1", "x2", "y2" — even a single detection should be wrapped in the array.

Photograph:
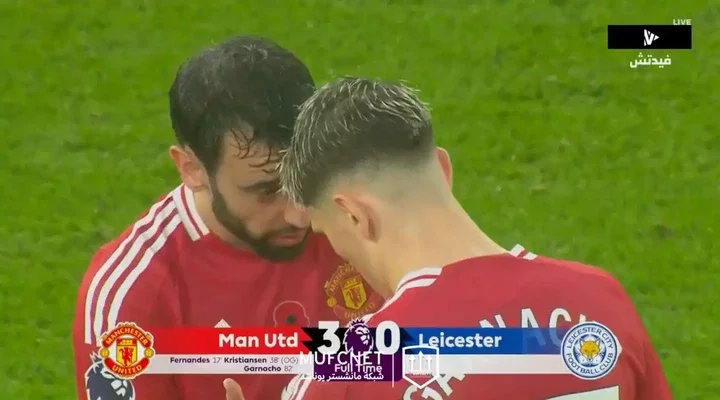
[{"x1": 316, "y1": 320, "x2": 401, "y2": 355}]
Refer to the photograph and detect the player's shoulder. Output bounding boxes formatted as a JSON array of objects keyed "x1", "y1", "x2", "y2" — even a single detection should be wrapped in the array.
[
  {"x1": 504, "y1": 244, "x2": 619, "y2": 284},
  {"x1": 365, "y1": 246, "x2": 629, "y2": 325},
  {"x1": 532, "y1": 255, "x2": 624, "y2": 290},
  {"x1": 505, "y1": 245, "x2": 630, "y2": 304},
  {"x1": 85, "y1": 184, "x2": 210, "y2": 275},
  {"x1": 76, "y1": 185, "x2": 207, "y2": 343}
]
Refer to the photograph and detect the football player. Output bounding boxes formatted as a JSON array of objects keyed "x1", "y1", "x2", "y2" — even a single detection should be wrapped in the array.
[
  {"x1": 72, "y1": 39, "x2": 382, "y2": 400},
  {"x1": 225, "y1": 77, "x2": 672, "y2": 400}
]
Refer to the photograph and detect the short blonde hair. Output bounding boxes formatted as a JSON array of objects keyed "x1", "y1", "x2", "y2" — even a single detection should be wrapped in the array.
[{"x1": 280, "y1": 77, "x2": 433, "y2": 206}]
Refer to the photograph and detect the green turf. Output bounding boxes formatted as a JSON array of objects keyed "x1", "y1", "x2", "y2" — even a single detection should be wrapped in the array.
[{"x1": 1, "y1": 0, "x2": 717, "y2": 398}]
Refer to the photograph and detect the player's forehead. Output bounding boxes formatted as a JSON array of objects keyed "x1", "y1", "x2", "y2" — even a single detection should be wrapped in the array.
[{"x1": 216, "y1": 133, "x2": 283, "y2": 182}]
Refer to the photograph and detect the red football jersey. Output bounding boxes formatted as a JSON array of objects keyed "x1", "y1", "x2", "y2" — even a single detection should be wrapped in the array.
[
  {"x1": 72, "y1": 184, "x2": 383, "y2": 400},
  {"x1": 285, "y1": 246, "x2": 672, "y2": 400}
]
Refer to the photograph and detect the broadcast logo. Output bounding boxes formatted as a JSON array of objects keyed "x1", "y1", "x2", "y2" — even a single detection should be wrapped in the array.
[
  {"x1": 561, "y1": 322, "x2": 620, "y2": 380},
  {"x1": 643, "y1": 29, "x2": 659, "y2": 46},
  {"x1": 402, "y1": 345, "x2": 440, "y2": 389}
]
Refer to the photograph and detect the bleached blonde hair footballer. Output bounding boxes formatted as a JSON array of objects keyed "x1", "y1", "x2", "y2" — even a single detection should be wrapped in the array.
[{"x1": 279, "y1": 77, "x2": 434, "y2": 207}]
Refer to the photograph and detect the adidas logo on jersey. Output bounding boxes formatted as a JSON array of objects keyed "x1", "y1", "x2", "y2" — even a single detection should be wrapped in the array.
[{"x1": 215, "y1": 319, "x2": 230, "y2": 328}]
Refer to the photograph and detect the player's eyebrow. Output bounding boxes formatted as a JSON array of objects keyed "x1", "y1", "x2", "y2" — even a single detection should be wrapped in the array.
[{"x1": 239, "y1": 178, "x2": 281, "y2": 192}]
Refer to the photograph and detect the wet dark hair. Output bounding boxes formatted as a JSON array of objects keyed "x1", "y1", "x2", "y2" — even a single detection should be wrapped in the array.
[{"x1": 169, "y1": 35, "x2": 315, "y2": 173}]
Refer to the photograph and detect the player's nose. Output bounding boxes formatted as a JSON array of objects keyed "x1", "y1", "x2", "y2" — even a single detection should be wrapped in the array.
[{"x1": 284, "y1": 204, "x2": 309, "y2": 228}]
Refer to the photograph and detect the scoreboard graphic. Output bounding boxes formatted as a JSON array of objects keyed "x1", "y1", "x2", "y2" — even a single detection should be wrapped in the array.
[{"x1": 89, "y1": 320, "x2": 619, "y2": 389}]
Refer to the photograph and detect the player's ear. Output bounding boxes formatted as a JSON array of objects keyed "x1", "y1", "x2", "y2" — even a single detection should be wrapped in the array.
[
  {"x1": 169, "y1": 145, "x2": 207, "y2": 191},
  {"x1": 332, "y1": 194, "x2": 377, "y2": 241},
  {"x1": 436, "y1": 147, "x2": 453, "y2": 188}
]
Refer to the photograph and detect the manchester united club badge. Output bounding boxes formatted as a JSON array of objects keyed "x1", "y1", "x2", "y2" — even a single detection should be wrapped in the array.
[
  {"x1": 325, "y1": 262, "x2": 382, "y2": 322},
  {"x1": 98, "y1": 322, "x2": 155, "y2": 379}
]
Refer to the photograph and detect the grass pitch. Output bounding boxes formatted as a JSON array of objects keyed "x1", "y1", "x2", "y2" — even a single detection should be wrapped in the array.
[{"x1": 1, "y1": 1, "x2": 717, "y2": 398}]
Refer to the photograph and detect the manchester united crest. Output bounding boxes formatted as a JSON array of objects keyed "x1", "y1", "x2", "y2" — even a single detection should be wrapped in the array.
[
  {"x1": 98, "y1": 322, "x2": 155, "y2": 379},
  {"x1": 325, "y1": 263, "x2": 382, "y2": 321}
]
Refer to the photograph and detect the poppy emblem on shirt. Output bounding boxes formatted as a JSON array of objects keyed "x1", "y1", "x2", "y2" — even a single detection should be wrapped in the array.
[
  {"x1": 272, "y1": 300, "x2": 311, "y2": 327},
  {"x1": 324, "y1": 262, "x2": 382, "y2": 323}
]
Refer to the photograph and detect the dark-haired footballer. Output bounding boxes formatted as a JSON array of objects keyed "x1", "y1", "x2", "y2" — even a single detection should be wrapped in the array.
[{"x1": 72, "y1": 37, "x2": 382, "y2": 400}]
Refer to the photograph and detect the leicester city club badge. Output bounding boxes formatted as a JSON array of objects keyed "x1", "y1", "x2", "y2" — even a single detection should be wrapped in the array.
[{"x1": 561, "y1": 321, "x2": 620, "y2": 380}]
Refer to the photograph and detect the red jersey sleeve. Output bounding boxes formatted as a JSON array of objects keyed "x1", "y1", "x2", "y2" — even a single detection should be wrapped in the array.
[
  {"x1": 609, "y1": 280, "x2": 672, "y2": 400},
  {"x1": 638, "y1": 339, "x2": 673, "y2": 399},
  {"x1": 73, "y1": 235, "x2": 182, "y2": 400}
]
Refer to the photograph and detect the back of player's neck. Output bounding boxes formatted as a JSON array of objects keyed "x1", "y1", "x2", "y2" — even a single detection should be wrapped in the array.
[{"x1": 384, "y1": 203, "x2": 505, "y2": 293}]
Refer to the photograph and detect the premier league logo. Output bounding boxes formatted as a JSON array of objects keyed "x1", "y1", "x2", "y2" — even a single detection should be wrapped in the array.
[
  {"x1": 85, "y1": 353, "x2": 136, "y2": 400},
  {"x1": 343, "y1": 319, "x2": 374, "y2": 353}
]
